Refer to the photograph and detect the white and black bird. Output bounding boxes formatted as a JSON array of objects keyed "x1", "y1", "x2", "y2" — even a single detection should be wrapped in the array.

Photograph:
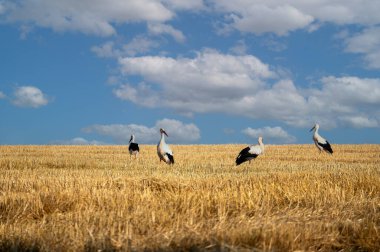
[
  {"x1": 310, "y1": 123, "x2": 333, "y2": 154},
  {"x1": 236, "y1": 136, "x2": 264, "y2": 166},
  {"x1": 128, "y1": 134, "x2": 140, "y2": 158},
  {"x1": 157, "y1": 128, "x2": 174, "y2": 165}
]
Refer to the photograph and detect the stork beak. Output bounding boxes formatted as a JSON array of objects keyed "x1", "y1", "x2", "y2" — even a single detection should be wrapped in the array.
[
  {"x1": 163, "y1": 130, "x2": 168, "y2": 137},
  {"x1": 309, "y1": 126, "x2": 315, "y2": 132}
]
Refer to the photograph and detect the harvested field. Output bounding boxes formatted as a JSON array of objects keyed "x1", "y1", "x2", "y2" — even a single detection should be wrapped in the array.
[{"x1": 0, "y1": 144, "x2": 379, "y2": 251}]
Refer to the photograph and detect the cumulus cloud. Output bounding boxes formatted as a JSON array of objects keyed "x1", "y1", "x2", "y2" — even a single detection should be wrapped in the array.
[
  {"x1": 242, "y1": 126, "x2": 296, "y2": 144},
  {"x1": 83, "y1": 118, "x2": 200, "y2": 144},
  {"x1": 113, "y1": 83, "x2": 159, "y2": 108},
  {"x1": 339, "y1": 116, "x2": 378, "y2": 128},
  {"x1": 11, "y1": 86, "x2": 49, "y2": 108},
  {"x1": 148, "y1": 23, "x2": 186, "y2": 42},
  {"x1": 304, "y1": 76, "x2": 380, "y2": 128},
  {"x1": 115, "y1": 50, "x2": 276, "y2": 116},
  {"x1": 229, "y1": 4, "x2": 314, "y2": 36},
  {"x1": 114, "y1": 50, "x2": 380, "y2": 129},
  {"x1": 115, "y1": 51, "x2": 292, "y2": 117},
  {"x1": 3, "y1": 1, "x2": 380, "y2": 39},
  {"x1": 211, "y1": 1, "x2": 380, "y2": 35},
  {"x1": 318, "y1": 76, "x2": 380, "y2": 107},
  {"x1": 3, "y1": 0, "x2": 173, "y2": 36},
  {"x1": 344, "y1": 27, "x2": 380, "y2": 69}
]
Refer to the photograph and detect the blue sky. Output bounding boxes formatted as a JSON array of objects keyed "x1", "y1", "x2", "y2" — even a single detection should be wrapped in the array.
[{"x1": 1, "y1": 0, "x2": 380, "y2": 145}]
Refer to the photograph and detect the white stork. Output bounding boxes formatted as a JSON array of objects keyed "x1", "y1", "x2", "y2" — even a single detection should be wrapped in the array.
[
  {"x1": 310, "y1": 123, "x2": 333, "y2": 154},
  {"x1": 128, "y1": 134, "x2": 139, "y2": 158},
  {"x1": 157, "y1": 128, "x2": 174, "y2": 165},
  {"x1": 236, "y1": 136, "x2": 264, "y2": 166}
]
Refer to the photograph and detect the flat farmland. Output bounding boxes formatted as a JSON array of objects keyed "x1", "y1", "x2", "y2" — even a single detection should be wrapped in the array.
[{"x1": 0, "y1": 144, "x2": 379, "y2": 251}]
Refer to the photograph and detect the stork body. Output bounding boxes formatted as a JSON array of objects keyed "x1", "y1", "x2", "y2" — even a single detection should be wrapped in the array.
[
  {"x1": 157, "y1": 128, "x2": 174, "y2": 165},
  {"x1": 128, "y1": 135, "x2": 139, "y2": 158},
  {"x1": 236, "y1": 137, "x2": 264, "y2": 166},
  {"x1": 310, "y1": 124, "x2": 333, "y2": 154}
]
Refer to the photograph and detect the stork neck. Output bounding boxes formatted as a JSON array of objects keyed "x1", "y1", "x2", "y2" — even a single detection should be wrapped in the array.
[
  {"x1": 258, "y1": 139, "x2": 264, "y2": 152},
  {"x1": 160, "y1": 133, "x2": 166, "y2": 142}
]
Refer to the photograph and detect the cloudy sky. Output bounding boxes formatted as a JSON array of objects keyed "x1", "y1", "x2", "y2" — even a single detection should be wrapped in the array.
[{"x1": 1, "y1": 0, "x2": 379, "y2": 145}]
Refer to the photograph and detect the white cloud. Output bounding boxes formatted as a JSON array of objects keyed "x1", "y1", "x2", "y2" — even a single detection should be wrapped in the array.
[
  {"x1": 244, "y1": 80, "x2": 307, "y2": 123},
  {"x1": 123, "y1": 36, "x2": 160, "y2": 56},
  {"x1": 119, "y1": 49, "x2": 274, "y2": 90},
  {"x1": 84, "y1": 124, "x2": 156, "y2": 144},
  {"x1": 229, "y1": 4, "x2": 314, "y2": 36},
  {"x1": 113, "y1": 83, "x2": 159, "y2": 108},
  {"x1": 242, "y1": 126, "x2": 296, "y2": 144},
  {"x1": 3, "y1": 0, "x2": 380, "y2": 38},
  {"x1": 114, "y1": 50, "x2": 380, "y2": 129},
  {"x1": 155, "y1": 118, "x2": 200, "y2": 143},
  {"x1": 303, "y1": 76, "x2": 380, "y2": 128},
  {"x1": 115, "y1": 51, "x2": 304, "y2": 120},
  {"x1": 83, "y1": 118, "x2": 200, "y2": 144},
  {"x1": 0, "y1": 91, "x2": 5, "y2": 99},
  {"x1": 12, "y1": 86, "x2": 49, "y2": 108},
  {"x1": 148, "y1": 23, "x2": 186, "y2": 43},
  {"x1": 339, "y1": 116, "x2": 378, "y2": 128},
  {"x1": 116, "y1": 50, "x2": 276, "y2": 115},
  {"x1": 211, "y1": 1, "x2": 380, "y2": 35},
  {"x1": 344, "y1": 27, "x2": 380, "y2": 69},
  {"x1": 3, "y1": 0, "x2": 173, "y2": 36},
  {"x1": 300, "y1": 1, "x2": 380, "y2": 26},
  {"x1": 53, "y1": 137, "x2": 105, "y2": 145},
  {"x1": 162, "y1": 0, "x2": 204, "y2": 10},
  {"x1": 91, "y1": 37, "x2": 160, "y2": 58},
  {"x1": 319, "y1": 76, "x2": 380, "y2": 107},
  {"x1": 91, "y1": 41, "x2": 120, "y2": 58}
]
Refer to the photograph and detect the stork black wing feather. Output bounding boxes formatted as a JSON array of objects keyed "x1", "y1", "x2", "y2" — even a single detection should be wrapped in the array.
[
  {"x1": 236, "y1": 146, "x2": 258, "y2": 165},
  {"x1": 317, "y1": 141, "x2": 333, "y2": 154},
  {"x1": 129, "y1": 143, "x2": 139, "y2": 152},
  {"x1": 166, "y1": 153, "x2": 174, "y2": 164}
]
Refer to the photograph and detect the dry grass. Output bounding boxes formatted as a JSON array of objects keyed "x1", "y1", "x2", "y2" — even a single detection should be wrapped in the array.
[{"x1": 0, "y1": 144, "x2": 379, "y2": 251}]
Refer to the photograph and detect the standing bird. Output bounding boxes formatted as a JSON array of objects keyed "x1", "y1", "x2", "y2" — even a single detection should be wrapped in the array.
[
  {"x1": 236, "y1": 136, "x2": 265, "y2": 166},
  {"x1": 128, "y1": 134, "x2": 140, "y2": 158},
  {"x1": 310, "y1": 123, "x2": 333, "y2": 154},
  {"x1": 157, "y1": 128, "x2": 174, "y2": 165}
]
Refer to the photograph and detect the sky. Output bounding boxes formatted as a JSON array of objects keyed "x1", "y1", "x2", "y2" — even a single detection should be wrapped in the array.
[{"x1": 0, "y1": 0, "x2": 380, "y2": 145}]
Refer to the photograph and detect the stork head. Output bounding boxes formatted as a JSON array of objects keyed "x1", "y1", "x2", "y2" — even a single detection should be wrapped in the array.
[
  {"x1": 258, "y1": 136, "x2": 263, "y2": 144},
  {"x1": 160, "y1": 128, "x2": 168, "y2": 137},
  {"x1": 310, "y1": 123, "x2": 319, "y2": 132},
  {"x1": 129, "y1": 134, "x2": 135, "y2": 143}
]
